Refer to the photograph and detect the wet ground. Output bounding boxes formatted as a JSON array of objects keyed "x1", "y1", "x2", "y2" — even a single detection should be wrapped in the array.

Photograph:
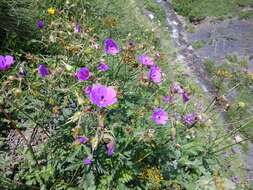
[{"x1": 187, "y1": 18, "x2": 253, "y2": 71}]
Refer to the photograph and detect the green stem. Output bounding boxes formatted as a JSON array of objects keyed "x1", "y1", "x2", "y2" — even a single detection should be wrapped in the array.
[
  {"x1": 113, "y1": 59, "x2": 123, "y2": 79},
  {"x1": 212, "y1": 137, "x2": 252, "y2": 155},
  {"x1": 210, "y1": 118, "x2": 253, "y2": 148}
]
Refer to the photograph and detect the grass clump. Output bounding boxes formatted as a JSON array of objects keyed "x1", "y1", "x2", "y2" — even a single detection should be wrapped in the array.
[
  {"x1": 172, "y1": 0, "x2": 253, "y2": 22},
  {"x1": 143, "y1": 0, "x2": 167, "y2": 24},
  {"x1": 0, "y1": 0, "x2": 38, "y2": 50},
  {"x1": 191, "y1": 40, "x2": 206, "y2": 49}
]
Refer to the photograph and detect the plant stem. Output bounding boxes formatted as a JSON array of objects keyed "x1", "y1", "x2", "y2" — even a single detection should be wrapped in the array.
[
  {"x1": 203, "y1": 97, "x2": 217, "y2": 113},
  {"x1": 211, "y1": 118, "x2": 253, "y2": 148},
  {"x1": 113, "y1": 57, "x2": 123, "y2": 79},
  {"x1": 212, "y1": 137, "x2": 252, "y2": 155}
]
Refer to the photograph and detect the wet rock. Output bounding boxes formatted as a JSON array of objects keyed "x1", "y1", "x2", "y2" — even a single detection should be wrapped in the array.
[{"x1": 187, "y1": 18, "x2": 253, "y2": 71}]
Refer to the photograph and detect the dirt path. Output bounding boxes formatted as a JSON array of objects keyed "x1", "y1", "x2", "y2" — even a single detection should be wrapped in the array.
[{"x1": 156, "y1": 0, "x2": 253, "y2": 185}]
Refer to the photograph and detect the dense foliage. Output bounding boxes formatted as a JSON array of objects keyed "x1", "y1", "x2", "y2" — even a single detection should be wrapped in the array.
[
  {"x1": 0, "y1": 0, "x2": 251, "y2": 189},
  {"x1": 0, "y1": 0, "x2": 38, "y2": 49}
]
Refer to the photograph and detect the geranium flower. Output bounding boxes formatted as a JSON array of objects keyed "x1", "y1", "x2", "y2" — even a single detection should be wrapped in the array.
[
  {"x1": 106, "y1": 141, "x2": 115, "y2": 156},
  {"x1": 182, "y1": 91, "x2": 190, "y2": 103},
  {"x1": 19, "y1": 67, "x2": 27, "y2": 77},
  {"x1": 163, "y1": 95, "x2": 172, "y2": 103},
  {"x1": 83, "y1": 157, "x2": 92, "y2": 165},
  {"x1": 79, "y1": 136, "x2": 89, "y2": 144},
  {"x1": 170, "y1": 83, "x2": 184, "y2": 94},
  {"x1": 74, "y1": 23, "x2": 81, "y2": 33},
  {"x1": 0, "y1": 55, "x2": 14, "y2": 71},
  {"x1": 231, "y1": 176, "x2": 240, "y2": 184},
  {"x1": 38, "y1": 64, "x2": 49, "y2": 77},
  {"x1": 88, "y1": 84, "x2": 117, "y2": 108},
  {"x1": 37, "y1": 20, "x2": 44, "y2": 29},
  {"x1": 148, "y1": 65, "x2": 162, "y2": 84},
  {"x1": 151, "y1": 108, "x2": 168, "y2": 125},
  {"x1": 138, "y1": 54, "x2": 154, "y2": 66},
  {"x1": 76, "y1": 67, "x2": 90, "y2": 81},
  {"x1": 183, "y1": 113, "x2": 197, "y2": 126},
  {"x1": 104, "y1": 38, "x2": 120, "y2": 55},
  {"x1": 84, "y1": 86, "x2": 92, "y2": 95},
  {"x1": 97, "y1": 62, "x2": 109, "y2": 72}
]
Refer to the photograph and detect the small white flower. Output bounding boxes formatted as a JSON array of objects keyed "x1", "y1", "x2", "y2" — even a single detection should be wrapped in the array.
[{"x1": 234, "y1": 134, "x2": 243, "y2": 143}]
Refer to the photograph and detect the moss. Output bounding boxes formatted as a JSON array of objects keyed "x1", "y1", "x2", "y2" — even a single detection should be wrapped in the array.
[{"x1": 192, "y1": 40, "x2": 206, "y2": 49}]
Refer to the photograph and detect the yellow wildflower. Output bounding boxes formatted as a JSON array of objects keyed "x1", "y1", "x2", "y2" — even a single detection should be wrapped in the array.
[
  {"x1": 48, "y1": 7, "x2": 56, "y2": 15},
  {"x1": 140, "y1": 167, "x2": 163, "y2": 186}
]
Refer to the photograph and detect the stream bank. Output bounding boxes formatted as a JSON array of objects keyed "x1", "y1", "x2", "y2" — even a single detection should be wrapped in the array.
[{"x1": 155, "y1": 0, "x2": 253, "y2": 186}]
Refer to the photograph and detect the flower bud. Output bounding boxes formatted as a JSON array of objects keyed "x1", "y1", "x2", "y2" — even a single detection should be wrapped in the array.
[
  {"x1": 75, "y1": 91, "x2": 84, "y2": 105},
  {"x1": 8, "y1": 76, "x2": 16, "y2": 81},
  {"x1": 91, "y1": 137, "x2": 99, "y2": 151},
  {"x1": 171, "y1": 127, "x2": 176, "y2": 140},
  {"x1": 14, "y1": 88, "x2": 22, "y2": 97},
  {"x1": 65, "y1": 64, "x2": 73, "y2": 71},
  {"x1": 238, "y1": 101, "x2": 246, "y2": 109}
]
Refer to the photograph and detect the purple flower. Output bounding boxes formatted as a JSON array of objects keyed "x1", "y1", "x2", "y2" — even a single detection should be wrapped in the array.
[
  {"x1": 88, "y1": 84, "x2": 117, "y2": 108},
  {"x1": 38, "y1": 64, "x2": 49, "y2": 77},
  {"x1": 106, "y1": 141, "x2": 115, "y2": 156},
  {"x1": 155, "y1": 52, "x2": 161, "y2": 59},
  {"x1": 0, "y1": 55, "x2": 14, "y2": 71},
  {"x1": 97, "y1": 62, "x2": 109, "y2": 72},
  {"x1": 74, "y1": 23, "x2": 81, "y2": 33},
  {"x1": 84, "y1": 86, "x2": 92, "y2": 95},
  {"x1": 104, "y1": 38, "x2": 120, "y2": 55},
  {"x1": 83, "y1": 157, "x2": 92, "y2": 165},
  {"x1": 138, "y1": 54, "x2": 155, "y2": 66},
  {"x1": 148, "y1": 65, "x2": 162, "y2": 84},
  {"x1": 76, "y1": 67, "x2": 90, "y2": 81},
  {"x1": 151, "y1": 108, "x2": 168, "y2": 125},
  {"x1": 37, "y1": 20, "x2": 44, "y2": 29},
  {"x1": 231, "y1": 176, "x2": 240, "y2": 184},
  {"x1": 183, "y1": 113, "x2": 197, "y2": 126},
  {"x1": 19, "y1": 67, "x2": 27, "y2": 77},
  {"x1": 182, "y1": 91, "x2": 190, "y2": 103},
  {"x1": 79, "y1": 136, "x2": 89, "y2": 144},
  {"x1": 163, "y1": 95, "x2": 172, "y2": 103},
  {"x1": 170, "y1": 83, "x2": 184, "y2": 94}
]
